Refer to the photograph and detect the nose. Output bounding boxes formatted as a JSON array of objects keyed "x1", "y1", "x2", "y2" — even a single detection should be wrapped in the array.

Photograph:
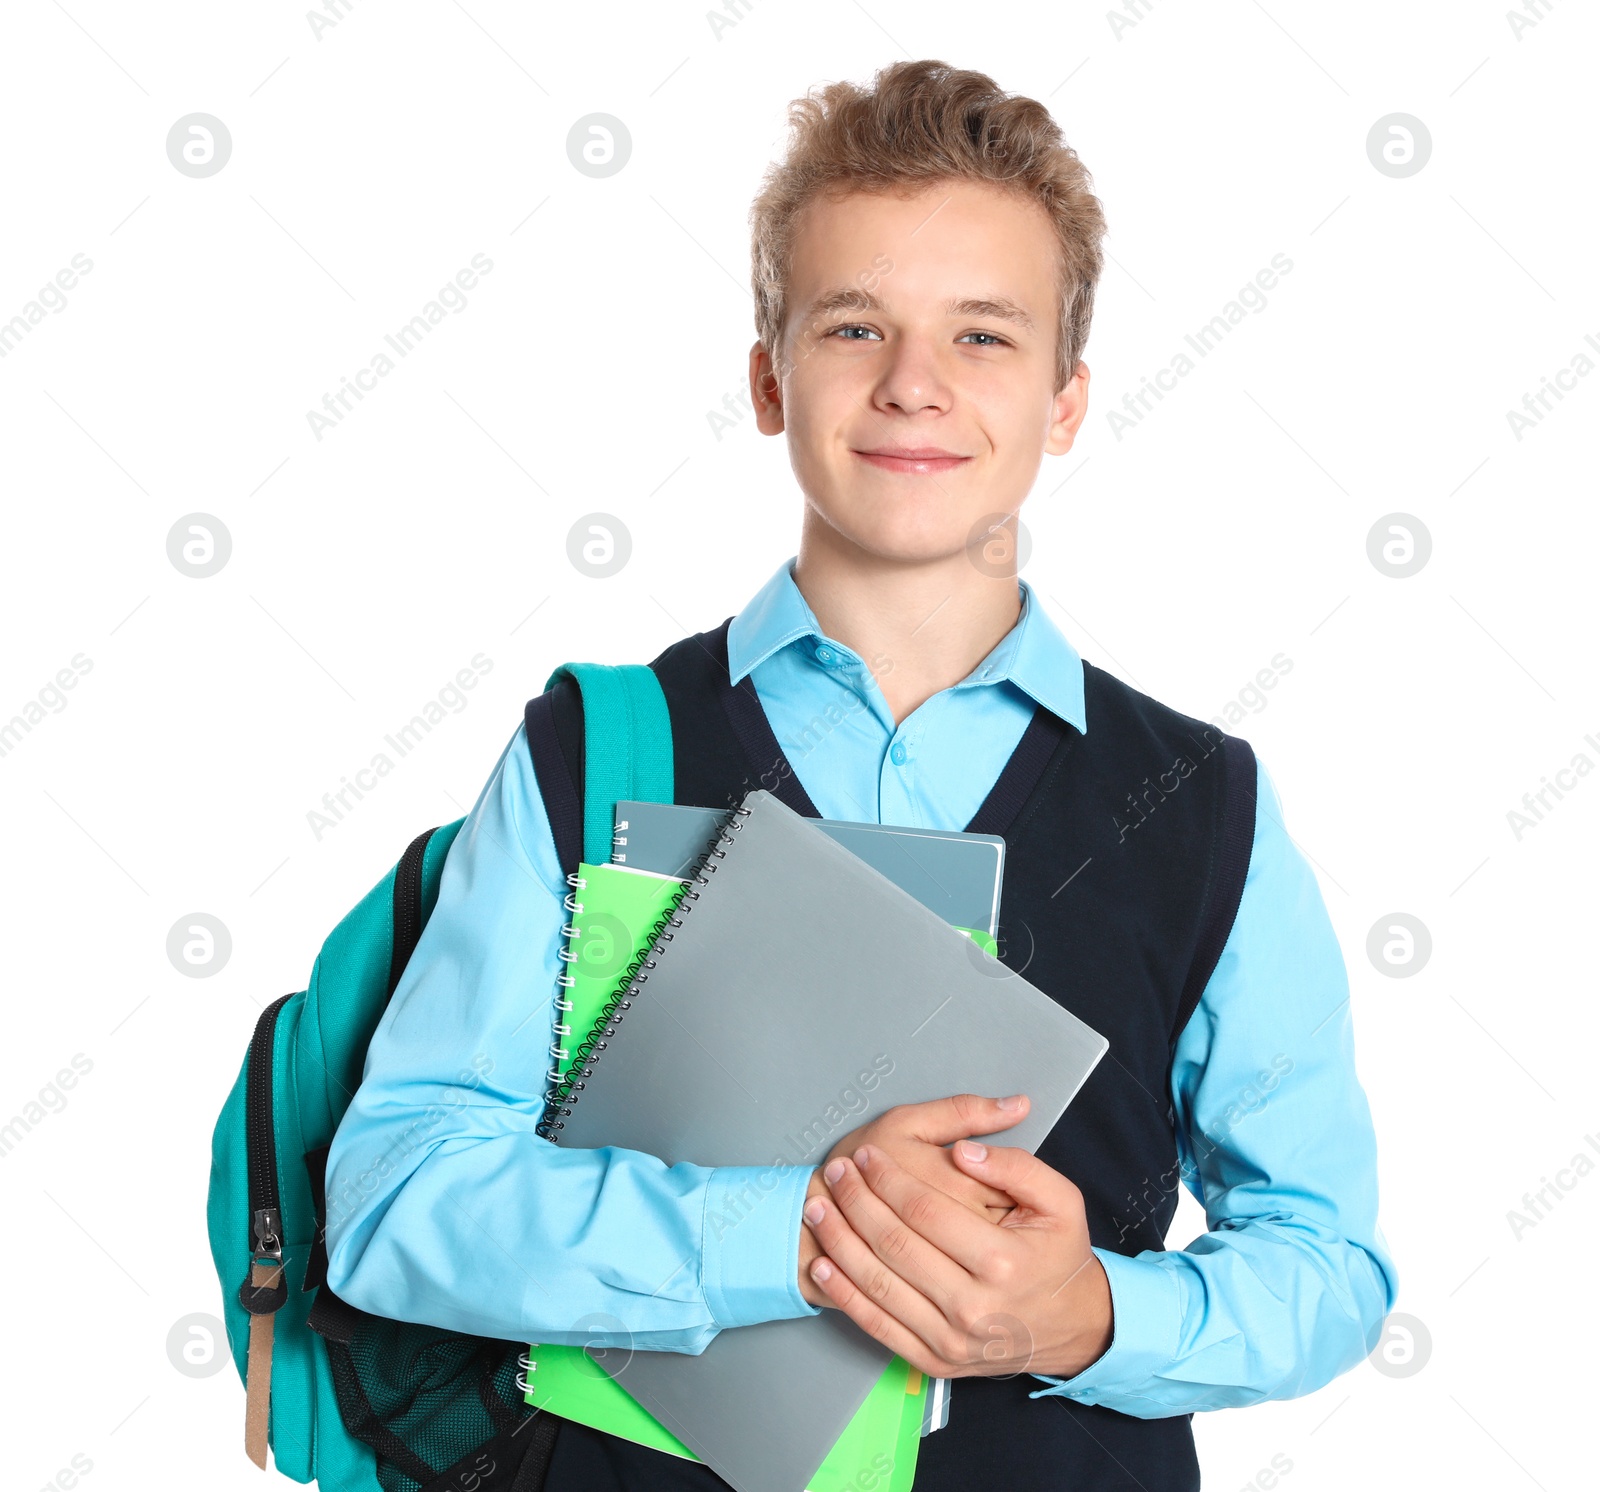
[{"x1": 871, "y1": 332, "x2": 954, "y2": 418}]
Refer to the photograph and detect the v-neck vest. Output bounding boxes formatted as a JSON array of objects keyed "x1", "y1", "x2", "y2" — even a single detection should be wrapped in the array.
[{"x1": 527, "y1": 618, "x2": 1256, "y2": 1492}]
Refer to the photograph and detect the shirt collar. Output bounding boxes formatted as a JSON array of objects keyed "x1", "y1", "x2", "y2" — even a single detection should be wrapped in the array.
[{"x1": 726, "y1": 555, "x2": 1087, "y2": 735}]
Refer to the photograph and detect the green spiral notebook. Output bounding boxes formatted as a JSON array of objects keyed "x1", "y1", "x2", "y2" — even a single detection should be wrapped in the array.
[{"x1": 524, "y1": 860, "x2": 998, "y2": 1491}]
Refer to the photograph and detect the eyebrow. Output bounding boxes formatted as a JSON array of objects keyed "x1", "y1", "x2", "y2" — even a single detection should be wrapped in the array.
[{"x1": 801, "y1": 286, "x2": 1037, "y2": 333}]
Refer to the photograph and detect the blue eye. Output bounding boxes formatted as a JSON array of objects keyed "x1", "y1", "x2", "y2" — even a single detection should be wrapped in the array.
[
  {"x1": 830, "y1": 324, "x2": 880, "y2": 341},
  {"x1": 959, "y1": 331, "x2": 1005, "y2": 346}
]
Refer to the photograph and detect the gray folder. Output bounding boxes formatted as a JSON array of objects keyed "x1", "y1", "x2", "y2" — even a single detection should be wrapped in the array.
[
  {"x1": 614, "y1": 800, "x2": 1005, "y2": 935},
  {"x1": 555, "y1": 789, "x2": 1108, "y2": 1492}
]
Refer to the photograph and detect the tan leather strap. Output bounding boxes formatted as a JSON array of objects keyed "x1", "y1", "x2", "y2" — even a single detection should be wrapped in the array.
[{"x1": 244, "y1": 1259, "x2": 284, "y2": 1469}]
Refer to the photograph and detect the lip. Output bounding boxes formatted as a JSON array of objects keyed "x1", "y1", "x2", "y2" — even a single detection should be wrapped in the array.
[{"x1": 854, "y1": 447, "x2": 972, "y2": 474}]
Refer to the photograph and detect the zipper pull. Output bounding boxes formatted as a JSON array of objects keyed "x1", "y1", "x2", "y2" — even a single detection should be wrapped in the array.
[
  {"x1": 243, "y1": 1209, "x2": 286, "y2": 1469},
  {"x1": 252, "y1": 1207, "x2": 283, "y2": 1259},
  {"x1": 244, "y1": 1252, "x2": 286, "y2": 1468}
]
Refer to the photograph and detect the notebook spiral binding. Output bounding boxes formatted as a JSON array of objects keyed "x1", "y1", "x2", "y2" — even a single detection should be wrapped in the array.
[
  {"x1": 535, "y1": 800, "x2": 752, "y2": 1142},
  {"x1": 544, "y1": 880, "x2": 585, "y2": 1089}
]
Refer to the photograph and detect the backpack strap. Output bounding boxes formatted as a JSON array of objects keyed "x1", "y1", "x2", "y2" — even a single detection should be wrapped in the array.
[
  {"x1": 524, "y1": 684, "x2": 584, "y2": 880},
  {"x1": 530, "y1": 663, "x2": 674, "y2": 869}
]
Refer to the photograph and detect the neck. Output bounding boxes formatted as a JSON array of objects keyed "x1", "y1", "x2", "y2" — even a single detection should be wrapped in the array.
[{"x1": 792, "y1": 515, "x2": 1023, "y2": 726}]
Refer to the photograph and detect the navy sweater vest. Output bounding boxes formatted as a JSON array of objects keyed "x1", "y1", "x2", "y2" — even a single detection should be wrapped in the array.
[{"x1": 524, "y1": 619, "x2": 1257, "y2": 1492}]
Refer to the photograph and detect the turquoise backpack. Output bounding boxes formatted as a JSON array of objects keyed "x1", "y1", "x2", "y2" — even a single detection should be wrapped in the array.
[{"x1": 206, "y1": 663, "x2": 674, "y2": 1491}]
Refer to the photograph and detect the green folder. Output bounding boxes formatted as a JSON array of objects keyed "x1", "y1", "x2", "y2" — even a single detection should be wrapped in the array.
[
  {"x1": 525, "y1": 863, "x2": 993, "y2": 1489},
  {"x1": 526, "y1": 1327, "x2": 926, "y2": 1490}
]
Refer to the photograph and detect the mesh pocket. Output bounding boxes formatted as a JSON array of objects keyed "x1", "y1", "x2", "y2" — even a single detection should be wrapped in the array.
[{"x1": 308, "y1": 1288, "x2": 555, "y2": 1492}]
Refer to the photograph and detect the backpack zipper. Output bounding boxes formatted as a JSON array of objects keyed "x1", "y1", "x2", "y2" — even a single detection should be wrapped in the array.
[
  {"x1": 246, "y1": 993, "x2": 293, "y2": 1261},
  {"x1": 388, "y1": 827, "x2": 437, "y2": 996}
]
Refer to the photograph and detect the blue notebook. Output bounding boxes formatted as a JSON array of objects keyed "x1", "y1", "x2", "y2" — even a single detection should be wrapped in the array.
[{"x1": 614, "y1": 800, "x2": 1005, "y2": 937}]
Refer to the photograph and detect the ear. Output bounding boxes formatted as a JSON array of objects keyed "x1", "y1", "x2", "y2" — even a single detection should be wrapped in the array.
[
  {"x1": 750, "y1": 340, "x2": 785, "y2": 435},
  {"x1": 1044, "y1": 360, "x2": 1091, "y2": 456}
]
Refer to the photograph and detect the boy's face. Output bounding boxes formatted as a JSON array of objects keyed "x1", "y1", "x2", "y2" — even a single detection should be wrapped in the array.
[{"x1": 751, "y1": 178, "x2": 1089, "y2": 568}]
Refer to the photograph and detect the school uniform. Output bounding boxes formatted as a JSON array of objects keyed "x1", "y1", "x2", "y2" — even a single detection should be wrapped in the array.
[{"x1": 325, "y1": 556, "x2": 1397, "y2": 1490}]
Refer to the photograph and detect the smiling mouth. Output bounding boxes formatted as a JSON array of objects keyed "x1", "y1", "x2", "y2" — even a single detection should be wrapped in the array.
[{"x1": 853, "y1": 448, "x2": 972, "y2": 474}]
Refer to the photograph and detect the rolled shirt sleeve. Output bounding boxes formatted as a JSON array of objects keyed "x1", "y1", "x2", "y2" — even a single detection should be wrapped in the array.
[
  {"x1": 1030, "y1": 753, "x2": 1400, "y2": 1413},
  {"x1": 323, "y1": 722, "x2": 820, "y2": 1351}
]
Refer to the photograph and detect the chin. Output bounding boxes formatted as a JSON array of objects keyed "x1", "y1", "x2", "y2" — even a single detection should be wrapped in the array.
[{"x1": 815, "y1": 507, "x2": 975, "y2": 567}]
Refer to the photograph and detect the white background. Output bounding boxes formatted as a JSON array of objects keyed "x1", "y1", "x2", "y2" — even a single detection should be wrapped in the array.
[{"x1": 2, "y1": 2, "x2": 1595, "y2": 1489}]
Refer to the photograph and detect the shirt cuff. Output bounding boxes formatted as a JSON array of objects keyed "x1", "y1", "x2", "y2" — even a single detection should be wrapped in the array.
[
  {"x1": 1029, "y1": 1248, "x2": 1183, "y2": 1403},
  {"x1": 700, "y1": 1162, "x2": 822, "y2": 1329}
]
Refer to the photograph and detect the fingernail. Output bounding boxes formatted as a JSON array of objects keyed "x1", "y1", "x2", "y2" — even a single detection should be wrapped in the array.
[
  {"x1": 853, "y1": 1146, "x2": 870, "y2": 1169},
  {"x1": 997, "y1": 1094, "x2": 1026, "y2": 1111},
  {"x1": 824, "y1": 1160, "x2": 845, "y2": 1185},
  {"x1": 958, "y1": 1140, "x2": 988, "y2": 1162},
  {"x1": 811, "y1": 1259, "x2": 833, "y2": 1282},
  {"x1": 804, "y1": 1199, "x2": 825, "y2": 1225}
]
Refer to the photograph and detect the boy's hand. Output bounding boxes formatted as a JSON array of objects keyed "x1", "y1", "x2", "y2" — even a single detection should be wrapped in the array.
[
  {"x1": 801, "y1": 1135, "x2": 1114, "y2": 1380},
  {"x1": 797, "y1": 1094, "x2": 1028, "y2": 1307}
]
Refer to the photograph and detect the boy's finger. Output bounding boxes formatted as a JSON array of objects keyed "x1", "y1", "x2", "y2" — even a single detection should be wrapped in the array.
[
  {"x1": 806, "y1": 1255, "x2": 948, "y2": 1380},
  {"x1": 819, "y1": 1155, "x2": 968, "y2": 1307},
  {"x1": 950, "y1": 1141, "x2": 1084, "y2": 1223},
  {"x1": 854, "y1": 1143, "x2": 1011, "y2": 1276},
  {"x1": 894, "y1": 1093, "x2": 1032, "y2": 1147},
  {"x1": 803, "y1": 1186, "x2": 953, "y2": 1343},
  {"x1": 895, "y1": 1145, "x2": 1015, "y2": 1212}
]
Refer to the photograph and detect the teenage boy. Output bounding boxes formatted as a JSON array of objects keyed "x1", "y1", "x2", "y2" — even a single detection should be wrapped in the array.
[{"x1": 325, "y1": 59, "x2": 1397, "y2": 1491}]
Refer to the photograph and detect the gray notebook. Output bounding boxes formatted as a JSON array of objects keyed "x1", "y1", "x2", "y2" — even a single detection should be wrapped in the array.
[
  {"x1": 555, "y1": 789, "x2": 1108, "y2": 1492},
  {"x1": 613, "y1": 800, "x2": 1003, "y2": 1441},
  {"x1": 614, "y1": 800, "x2": 1005, "y2": 935}
]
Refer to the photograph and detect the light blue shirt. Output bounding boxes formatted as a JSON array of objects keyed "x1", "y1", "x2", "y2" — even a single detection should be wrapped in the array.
[{"x1": 324, "y1": 556, "x2": 1398, "y2": 1414}]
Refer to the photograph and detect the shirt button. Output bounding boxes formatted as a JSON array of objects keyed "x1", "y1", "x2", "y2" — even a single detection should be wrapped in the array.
[
  {"x1": 889, "y1": 742, "x2": 908, "y2": 766},
  {"x1": 815, "y1": 645, "x2": 835, "y2": 665}
]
